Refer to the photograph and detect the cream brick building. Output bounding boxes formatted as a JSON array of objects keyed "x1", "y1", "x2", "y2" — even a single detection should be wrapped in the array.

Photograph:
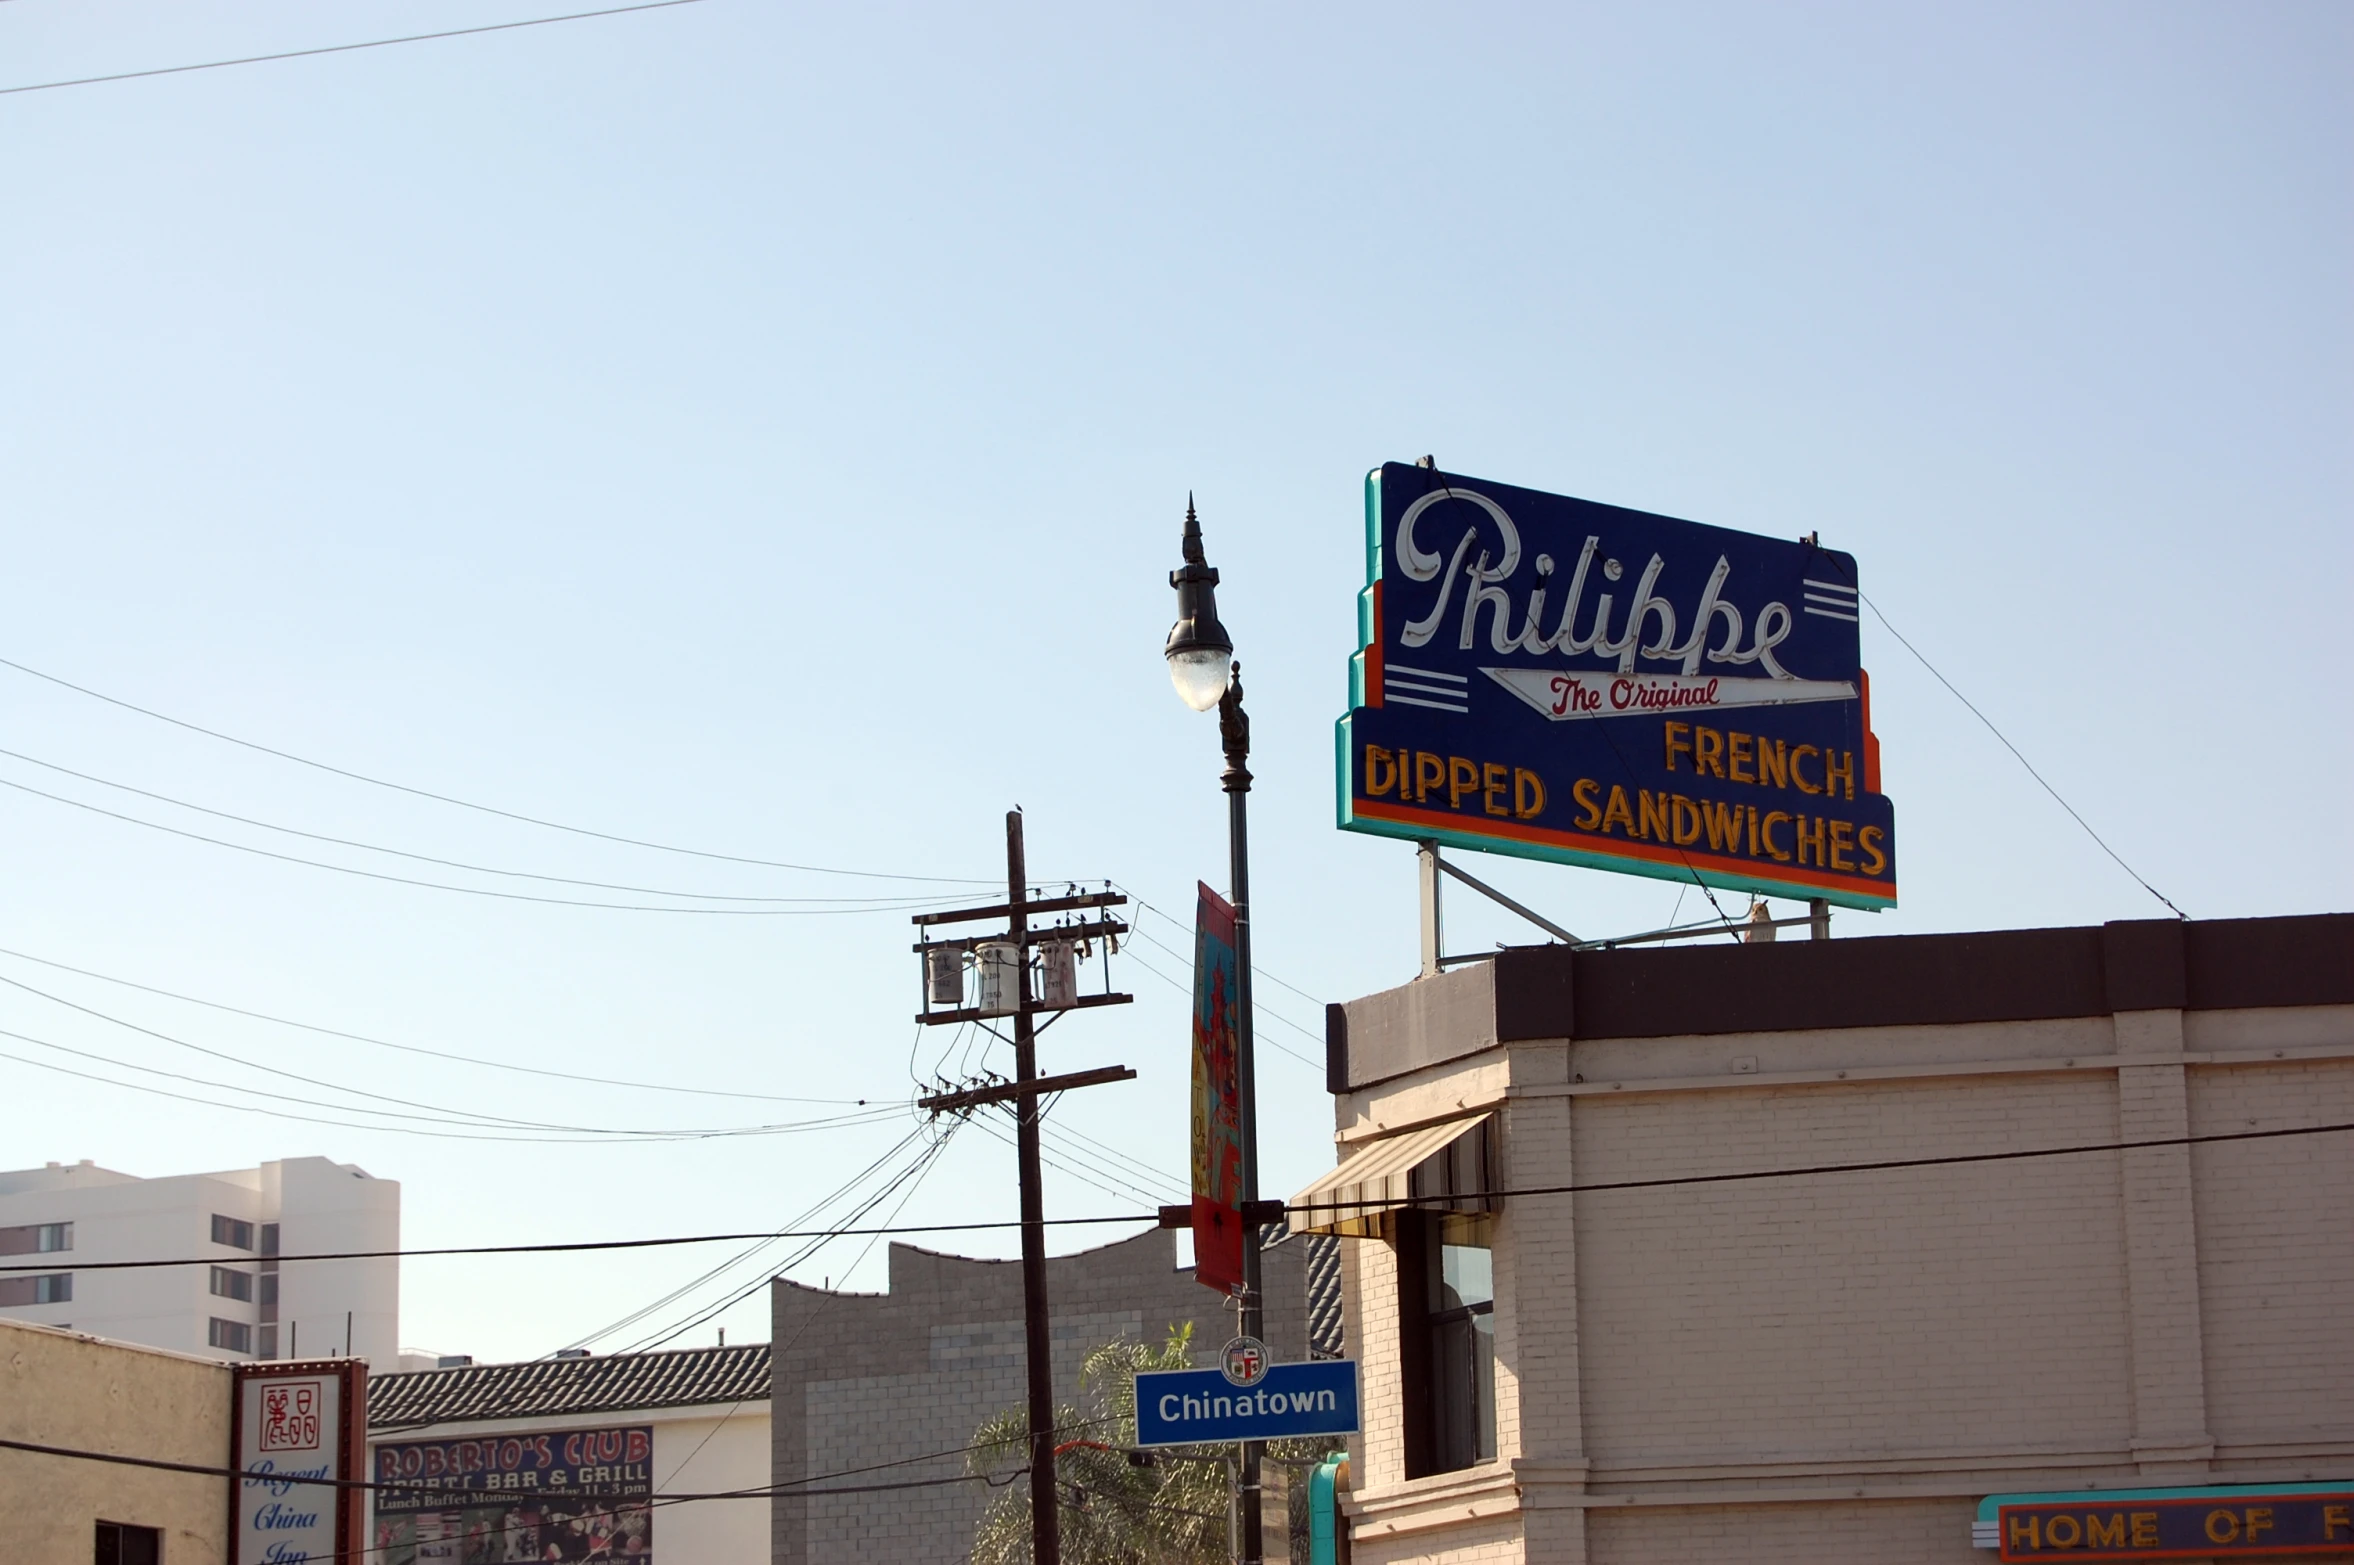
[{"x1": 1290, "y1": 913, "x2": 2354, "y2": 1563}]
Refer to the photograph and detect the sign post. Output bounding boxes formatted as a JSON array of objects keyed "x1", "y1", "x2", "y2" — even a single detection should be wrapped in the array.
[{"x1": 1339, "y1": 462, "x2": 1897, "y2": 910}]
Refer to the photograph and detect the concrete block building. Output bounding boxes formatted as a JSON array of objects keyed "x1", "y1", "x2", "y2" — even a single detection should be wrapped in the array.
[
  {"x1": 0, "y1": 1155, "x2": 400, "y2": 1367},
  {"x1": 1288, "y1": 912, "x2": 2354, "y2": 1563},
  {"x1": 768, "y1": 1228, "x2": 1339, "y2": 1564}
]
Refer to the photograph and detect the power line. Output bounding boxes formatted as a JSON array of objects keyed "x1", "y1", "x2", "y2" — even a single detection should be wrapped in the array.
[
  {"x1": 0, "y1": 1414, "x2": 1121, "y2": 1505},
  {"x1": 0, "y1": 653, "x2": 989, "y2": 884},
  {"x1": 0, "y1": 967, "x2": 810, "y2": 1138},
  {"x1": 0, "y1": 1211, "x2": 1154, "y2": 1275},
  {"x1": 1120, "y1": 940, "x2": 1323, "y2": 1071},
  {"x1": 1128, "y1": 926, "x2": 1326, "y2": 1052},
  {"x1": 1790, "y1": 547, "x2": 2186, "y2": 920},
  {"x1": 0, "y1": 773, "x2": 947, "y2": 915},
  {"x1": 1122, "y1": 890, "x2": 1330, "y2": 1012},
  {"x1": 0, "y1": 0, "x2": 708, "y2": 98},
  {"x1": 1286, "y1": 1116, "x2": 2354, "y2": 1216},
  {"x1": 0, "y1": 1028, "x2": 904, "y2": 1145},
  {"x1": 1861, "y1": 591, "x2": 2188, "y2": 920},
  {"x1": 656, "y1": 1128, "x2": 964, "y2": 1483},
  {"x1": 16, "y1": 1115, "x2": 2351, "y2": 1275},
  {"x1": 619, "y1": 1114, "x2": 961, "y2": 1356},
  {"x1": 549, "y1": 1124, "x2": 938, "y2": 1356},
  {"x1": 0, "y1": 745, "x2": 948, "y2": 905},
  {"x1": 1043, "y1": 1116, "x2": 1188, "y2": 1200},
  {"x1": 614, "y1": 1126, "x2": 955, "y2": 1354},
  {"x1": 0, "y1": 943, "x2": 860, "y2": 1105},
  {"x1": 964, "y1": 1109, "x2": 1173, "y2": 1210},
  {"x1": 1033, "y1": 1110, "x2": 1188, "y2": 1203}
]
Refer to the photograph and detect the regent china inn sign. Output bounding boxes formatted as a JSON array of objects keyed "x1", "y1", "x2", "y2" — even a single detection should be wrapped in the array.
[{"x1": 1338, "y1": 462, "x2": 1897, "y2": 908}]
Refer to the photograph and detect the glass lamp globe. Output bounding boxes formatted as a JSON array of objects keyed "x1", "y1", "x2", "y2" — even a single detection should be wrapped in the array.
[{"x1": 1167, "y1": 648, "x2": 1232, "y2": 712}]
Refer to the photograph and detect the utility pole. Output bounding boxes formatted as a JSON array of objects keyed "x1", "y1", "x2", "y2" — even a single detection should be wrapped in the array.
[
  {"x1": 1005, "y1": 812, "x2": 1060, "y2": 1565},
  {"x1": 909, "y1": 812, "x2": 1133, "y2": 1565}
]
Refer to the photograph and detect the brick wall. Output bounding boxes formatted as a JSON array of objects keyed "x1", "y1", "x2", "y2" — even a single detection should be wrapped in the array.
[
  {"x1": 2188, "y1": 1056, "x2": 2354, "y2": 1453},
  {"x1": 1325, "y1": 992, "x2": 2354, "y2": 1563},
  {"x1": 1570, "y1": 1072, "x2": 2132, "y2": 1466}
]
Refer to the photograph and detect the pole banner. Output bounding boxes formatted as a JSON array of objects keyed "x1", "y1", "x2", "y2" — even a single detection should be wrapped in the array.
[{"x1": 1191, "y1": 881, "x2": 1245, "y2": 1295}]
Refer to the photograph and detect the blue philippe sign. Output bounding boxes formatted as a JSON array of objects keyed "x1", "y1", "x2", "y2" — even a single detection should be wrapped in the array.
[
  {"x1": 1338, "y1": 462, "x2": 1898, "y2": 908},
  {"x1": 1134, "y1": 1360, "x2": 1362, "y2": 1447}
]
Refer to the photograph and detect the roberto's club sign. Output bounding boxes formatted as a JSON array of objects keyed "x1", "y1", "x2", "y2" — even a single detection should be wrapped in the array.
[{"x1": 1337, "y1": 463, "x2": 1898, "y2": 908}]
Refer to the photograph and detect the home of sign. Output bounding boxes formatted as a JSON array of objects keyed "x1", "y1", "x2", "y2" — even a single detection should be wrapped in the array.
[{"x1": 1337, "y1": 462, "x2": 1897, "y2": 908}]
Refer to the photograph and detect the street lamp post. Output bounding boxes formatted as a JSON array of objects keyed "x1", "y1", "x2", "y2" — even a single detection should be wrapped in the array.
[{"x1": 1165, "y1": 496, "x2": 1266, "y2": 1565}]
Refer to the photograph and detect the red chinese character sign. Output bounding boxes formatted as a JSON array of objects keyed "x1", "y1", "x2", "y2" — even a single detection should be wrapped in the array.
[
  {"x1": 1190, "y1": 883, "x2": 1245, "y2": 1296},
  {"x1": 233, "y1": 1358, "x2": 365, "y2": 1564}
]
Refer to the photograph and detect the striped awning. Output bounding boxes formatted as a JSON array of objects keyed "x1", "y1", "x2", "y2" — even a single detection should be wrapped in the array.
[{"x1": 1286, "y1": 1114, "x2": 1495, "y2": 1239}]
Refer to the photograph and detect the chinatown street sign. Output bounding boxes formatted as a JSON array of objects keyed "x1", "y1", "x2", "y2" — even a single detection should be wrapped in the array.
[
  {"x1": 1337, "y1": 462, "x2": 1898, "y2": 909},
  {"x1": 1134, "y1": 1359, "x2": 1361, "y2": 1447}
]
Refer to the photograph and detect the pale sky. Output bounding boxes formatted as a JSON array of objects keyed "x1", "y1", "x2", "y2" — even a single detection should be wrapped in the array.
[{"x1": 1, "y1": 1, "x2": 2346, "y2": 1365}]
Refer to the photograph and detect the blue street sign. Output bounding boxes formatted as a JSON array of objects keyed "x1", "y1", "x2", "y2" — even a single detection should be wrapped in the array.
[{"x1": 1134, "y1": 1360, "x2": 1361, "y2": 1447}]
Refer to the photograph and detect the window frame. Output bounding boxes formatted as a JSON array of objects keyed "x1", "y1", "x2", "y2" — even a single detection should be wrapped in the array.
[
  {"x1": 96, "y1": 1519, "x2": 162, "y2": 1565},
  {"x1": 210, "y1": 1214, "x2": 255, "y2": 1250},
  {"x1": 1395, "y1": 1209, "x2": 1497, "y2": 1478},
  {"x1": 209, "y1": 1265, "x2": 254, "y2": 1302},
  {"x1": 208, "y1": 1316, "x2": 253, "y2": 1354},
  {"x1": 0, "y1": 1271, "x2": 72, "y2": 1307}
]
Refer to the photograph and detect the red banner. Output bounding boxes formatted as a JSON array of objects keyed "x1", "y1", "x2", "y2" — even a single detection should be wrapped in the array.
[{"x1": 1190, "y1": 882, "x2": 1245, "y2": 1295}]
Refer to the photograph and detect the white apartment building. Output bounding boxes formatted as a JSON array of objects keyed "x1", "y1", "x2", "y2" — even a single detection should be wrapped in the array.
[{"x1": 0, "y1": 1155, "x2": 399, "y2": 1367}]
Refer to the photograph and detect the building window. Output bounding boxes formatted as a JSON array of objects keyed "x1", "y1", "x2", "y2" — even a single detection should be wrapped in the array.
[
  {"x1": 1397, "y1": 1212, "x2": 1495, "y2": 1476},
  {"x1": 210, "y1": 1266, "x2": 254, "y2": 1302},
  {"x1": 208, "y1": 1317, "x2": 253, "y2": 1353},
  {"x1": 259, "y1": 1222, "x2": 280, "y2": 1257},
  {"x1": 95, "y1": 1522, "x2": 161, "y2": 1565},
  {"x1": 0, "y1": 1221, "x2": 71, "y2": 1255},
  {"x1": 258, "y1": 1323, "x2": 278, "y2": 1359},
  {"x1": 211, "y1": 1214, "x2": 255, "y2": 1250},
  {"x1": 0, "y1": 1272, "x2": 72, "y2": 1306}
]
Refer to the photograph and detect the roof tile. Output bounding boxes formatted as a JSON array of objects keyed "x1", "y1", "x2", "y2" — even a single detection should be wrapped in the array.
[{"x1": 368, "y1": 1342, "x2": 770, "y2": 1429}]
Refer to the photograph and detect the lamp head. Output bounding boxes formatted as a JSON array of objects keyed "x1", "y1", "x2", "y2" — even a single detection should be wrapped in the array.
[{"x1": 1164, "y1": 494, "x2": 1233, "y2": 711}]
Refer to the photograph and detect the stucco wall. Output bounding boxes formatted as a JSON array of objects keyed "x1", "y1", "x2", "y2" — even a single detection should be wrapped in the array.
[{"x1": 0, "y1": 1318, "x2": 231, "y2": 1563}]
